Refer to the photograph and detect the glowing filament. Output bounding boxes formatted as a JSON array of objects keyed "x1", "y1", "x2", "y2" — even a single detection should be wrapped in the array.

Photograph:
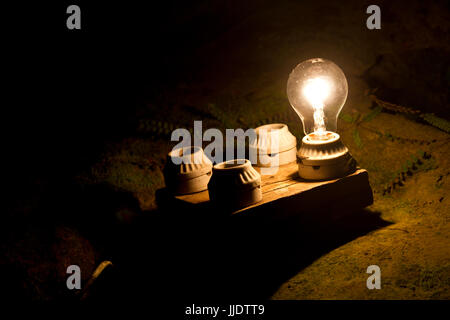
[{"x1": 302, "y1": 77, "x2": 331, "y2": 135}]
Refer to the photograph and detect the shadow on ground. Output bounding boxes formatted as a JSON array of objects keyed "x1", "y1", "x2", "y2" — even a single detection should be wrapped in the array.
[{"x1": 71, "y1": 184, "x2": 392, "y2": 301}]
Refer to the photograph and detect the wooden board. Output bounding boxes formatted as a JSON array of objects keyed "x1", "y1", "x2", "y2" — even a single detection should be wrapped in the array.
[{"x1": 169, "y1": 162, "x2": 373, "y2": 218}]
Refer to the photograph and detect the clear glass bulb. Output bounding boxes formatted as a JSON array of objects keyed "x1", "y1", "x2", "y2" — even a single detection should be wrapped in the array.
[{"x1": 287, "y1": 58, "x2": 348, "y2": 140}]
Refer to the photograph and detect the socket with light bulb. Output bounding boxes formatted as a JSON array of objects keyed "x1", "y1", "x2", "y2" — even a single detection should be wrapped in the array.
[{"x1": 287, "y1": 58, "x2": 356, "y2": 180}]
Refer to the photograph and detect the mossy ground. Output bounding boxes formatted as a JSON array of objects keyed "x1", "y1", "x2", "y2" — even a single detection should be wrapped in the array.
[
  {"x1": 76, "y1": 0, "x2": 449, "y2": 300},
  {"x1": 3, "y1": 0, "x2": 449, "y2": 300},
  {"x1": 79, "y1": 84, "x2": 449, "y2": 299}
]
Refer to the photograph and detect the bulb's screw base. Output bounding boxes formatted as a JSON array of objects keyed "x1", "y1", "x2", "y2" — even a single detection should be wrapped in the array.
[{"x1": 297, "y1": 131, "x2": 356, "y2": 180}]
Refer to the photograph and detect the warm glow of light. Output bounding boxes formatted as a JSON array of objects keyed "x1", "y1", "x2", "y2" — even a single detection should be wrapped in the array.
[
  {"x1": 302, "y1": 77, "x2": 331, "y2": 107},
  {"x1": 302, "y1": 77, "x2": 331, "y2": 136}
]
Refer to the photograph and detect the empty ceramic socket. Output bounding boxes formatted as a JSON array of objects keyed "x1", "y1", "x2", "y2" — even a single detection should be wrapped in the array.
[
  {"x1": 208, "y1": 159, "x2": 262, "y2": 209},
  {"x1": 249, "y1": 123, "x2": 297, "y2": 167},
  {"x1": 163, "y1": 146, "x2": 213, "y2": 194}
]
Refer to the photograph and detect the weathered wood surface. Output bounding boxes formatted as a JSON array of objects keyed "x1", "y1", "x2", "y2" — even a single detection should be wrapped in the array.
[{"x1": 169, "y1": 162, "x2": 373, "y2": 218}]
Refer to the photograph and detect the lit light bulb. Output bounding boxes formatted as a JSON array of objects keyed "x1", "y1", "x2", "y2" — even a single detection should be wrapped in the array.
[
  {"x1": 287, "y1": 58, "x2": 347, "y2": 138},
  {"x1": 287, "y1": 58, "x2": 356, "y2": 180}
]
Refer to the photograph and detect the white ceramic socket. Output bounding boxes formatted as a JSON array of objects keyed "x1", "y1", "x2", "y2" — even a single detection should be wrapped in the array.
[
  {"x1": 297, "y1": 131, "x2": 356, "y2": 180},
  {"x1": 249, "y1": 123, "x2": 297, "y2": 167},
  {"x1": 208, "y1": 159, "x2": 262, "y2": 209},
  {"x1": 163, "y1": 146, "x2": 213, "y2": 194}
]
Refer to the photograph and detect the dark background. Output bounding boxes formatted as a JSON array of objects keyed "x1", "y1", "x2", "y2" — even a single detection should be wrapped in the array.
[
  {"x1": 5, "y1": 0, "x2": 450, "y2": 185},
  {"x1": 2, "y1": 0, "x2": 449, "y2": 304}
]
